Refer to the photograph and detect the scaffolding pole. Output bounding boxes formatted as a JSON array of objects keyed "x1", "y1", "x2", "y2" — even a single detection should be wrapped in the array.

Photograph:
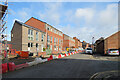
[{"x1": 0, "y1": 0, "x2": 8, "y2": 62}]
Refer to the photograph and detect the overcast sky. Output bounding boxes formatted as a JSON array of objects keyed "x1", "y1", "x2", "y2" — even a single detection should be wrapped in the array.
[{"x1": 4, "y1": 0, "x2": 118, "y2": 43}]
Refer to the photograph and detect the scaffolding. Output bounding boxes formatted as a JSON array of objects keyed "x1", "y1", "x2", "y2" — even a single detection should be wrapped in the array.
[{"x1": 0, "y1": 0, "x2": 8, "y2": 61}]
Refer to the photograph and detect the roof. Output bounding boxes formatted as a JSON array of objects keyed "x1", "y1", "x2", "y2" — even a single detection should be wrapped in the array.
[
  {"x1": 25, "y1": 17, "x2": 63, "y2": 33},
  {"x1": 24, "y1": 17, "x2": 46, "y2": 32},
  {"x1": 105, "y1": 31, "x2": 120, "y2": 40},
  {"x1": 15, "y1": 20, "x2": 46, "y2": 33},
  {"x1": 45, "y1": 23, "x2": 63, "y2": 33},
  {"x1": 0, "y1": 4, "x2": 8, "y2": 19}
]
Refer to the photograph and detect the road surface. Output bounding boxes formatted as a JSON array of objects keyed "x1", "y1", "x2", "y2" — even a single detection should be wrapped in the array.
[{"x1": 3, "y1": 53, "x2": 119, "y2": 78}]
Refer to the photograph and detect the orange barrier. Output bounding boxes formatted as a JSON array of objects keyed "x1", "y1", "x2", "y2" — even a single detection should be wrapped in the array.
[{"x1": 16, "y1": 51, "x2": 29, "y2": 58}]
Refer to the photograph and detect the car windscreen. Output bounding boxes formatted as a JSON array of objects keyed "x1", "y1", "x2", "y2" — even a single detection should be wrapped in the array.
[{"x1": 87, "y1": 48, "x2": 92, "y2": 50}]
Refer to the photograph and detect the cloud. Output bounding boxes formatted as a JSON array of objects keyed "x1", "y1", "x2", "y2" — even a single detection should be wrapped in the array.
[
  {"x1": 18, "y1": 8, "x2": 32, "y2": 21},
  {"x1": 37, "y1": 2, "x2": 62, "y2": 25},
  {"x1": 75, "y1": 8, "x2": 94, "y2": 23},
  {"x1": 61, "y1": 3, "x2": 118, "y2": 43}
]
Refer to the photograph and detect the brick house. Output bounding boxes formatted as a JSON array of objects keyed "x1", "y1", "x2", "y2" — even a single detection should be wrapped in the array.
[
  {"x1": 73, "y1": 37, "x2": 82, "y2": 48},
  {"x1": 104, "y1": 31, "x2": 120, "y2": 54},
  {"x1": 45, "y1": 23, "x2": 63, "y2": 54},
  {"x1": 11, "y1": 20, "x2": 46, "y2": 56},
  {"x1": 11, "y1": 17, "x2": 63, "y2": 55},
  {"x1": 63, "y1": 34, "x2": 75, "y2": 51},
  {"x1": 95, "y1": 31, "x2": 120, "y2": 54},
  {"x1": 95, "y1": 37, "x2": 104, "y2": 55}
]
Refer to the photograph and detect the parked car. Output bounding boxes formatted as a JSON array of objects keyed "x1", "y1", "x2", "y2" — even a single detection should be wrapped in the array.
[
  {"x1": 107, "y1": 49, "x2": 119, "y2": 55},
  {"x1": 85, "y1": 48, "x2": 93, "y2": 54}
]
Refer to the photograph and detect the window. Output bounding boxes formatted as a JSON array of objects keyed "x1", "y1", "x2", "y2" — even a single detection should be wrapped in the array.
[
  {"x1": 41, "y1": 34, "x2": 44, "y2": 41},
  {"x1": 56, "y1": 46, "x2": 58, "y2": 51},
  {"x1": 56, "y1": 38, "x2": 58, "y2": 44},
  {"x1": 28, "y1": 29, "x2": 34, "y2": 40},
  {"x1": 28, "y1": 43, "x2": 30, "y2": 47},
  {"x1": 47, "y1": 44, "x2": 50, "y2": 49},
  {"x1": 36, "y1": 43, "x2": 38, "y2": 48},
  {"x1": 31, "y1": 43, "x2": 33, "y2": 47},
  {"x1": 50, "y1": 45, "x2": 52, "y2": 50},
  {"x1": 28, "y1": 43, "x2": 33, "y2": 47},
  {"x1": 59, "y1": 39, "x2": 61, "y2": 44},
  {"x1": 47, "y1": 26, "x2": 50, "y2": 31},
  {"x1": 47, "y1": 35, "x2": 50, "y2": 42},
  {"x1": 51, "y1": 36, "x2": 52, "y2": 43},
  {"x1": 54, "y1": 37, "x2": 56, "y2": 43},
  {"x1": 36, "y1": 32, "x2": 39, "y2": 41},
  {"x1": 54, "y1": 45, "x2": 56, "y2": 50},
  {"x1": 28, "y1": 29, "x2": 30, "y2": 35}
]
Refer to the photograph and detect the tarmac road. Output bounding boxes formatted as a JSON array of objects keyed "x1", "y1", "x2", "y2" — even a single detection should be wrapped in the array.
[{"x1": 2, "y1": 53, "x2": 119, "y2": 79}]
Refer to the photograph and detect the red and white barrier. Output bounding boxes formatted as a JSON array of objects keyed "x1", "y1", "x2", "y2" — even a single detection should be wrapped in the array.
[
  {"x1": 58, "y1": 54, "x2": 62, "y2": 58},
  {"x1": 15, "y1": 63, "x2": 28, "y2": 70},
  {"x1": 42, "y1": 59, "x2": 48, "y2": 62},
  {"x1": 2, "y1": 51, "x2": 79, "y2": 73},
  {"x1": 64, "y1": 53, "x2": 68, "y2": 56}
]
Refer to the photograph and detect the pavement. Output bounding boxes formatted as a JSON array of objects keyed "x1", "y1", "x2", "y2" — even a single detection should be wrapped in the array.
[
  {"x1": 2, "y1": 53, "x2": 119, "y2": 79},
  {"x1": 2, "y1": 57, "x2": 35, "y2": 65}
]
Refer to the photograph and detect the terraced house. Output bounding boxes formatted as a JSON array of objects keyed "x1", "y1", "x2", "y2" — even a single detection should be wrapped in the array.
[
  {"x1": 11, "y1": 17, "x2": 63, "y2": 55},
  {"x1": 63, "y1": 34, "x2": 75, "y2": 51},
  {"x1": 11, "y1": 20, "x2": 46, "y2": 56},
  {"x1": 45, "y1": 23, "x2": 63, "y2": 54}
]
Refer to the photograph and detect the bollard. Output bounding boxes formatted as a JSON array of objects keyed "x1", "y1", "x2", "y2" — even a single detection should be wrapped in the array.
[
  {"x1": 2, "y1": 63, "x2": 8, "y2": 73},
  {"x1": 8, "y1": 62, "x2": 15, "y2": 71}
]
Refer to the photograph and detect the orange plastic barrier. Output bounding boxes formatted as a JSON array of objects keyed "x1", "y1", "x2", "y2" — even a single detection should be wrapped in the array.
[{"x1": 16, "y1": 51, "x2": 29, "y2": 58}]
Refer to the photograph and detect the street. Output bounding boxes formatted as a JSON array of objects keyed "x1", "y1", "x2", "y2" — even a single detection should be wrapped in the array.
[{"x1": 3, "y1": 53, "x2": 119, "y2": 78}]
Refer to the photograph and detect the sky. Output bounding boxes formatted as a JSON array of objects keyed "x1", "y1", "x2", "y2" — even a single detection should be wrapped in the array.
[{"x1": 3, "y1": 0, "x2": 118, "y2": 43}]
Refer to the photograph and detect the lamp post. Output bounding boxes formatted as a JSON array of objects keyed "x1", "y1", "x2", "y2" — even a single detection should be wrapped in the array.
[{"x1": 92, "y1": 37, "x2": 94, "y2": 51}]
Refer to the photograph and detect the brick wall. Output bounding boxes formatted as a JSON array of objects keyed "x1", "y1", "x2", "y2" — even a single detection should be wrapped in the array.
[
  {"x1": 96, "y1": 40, "x2": 104, "y2": 54},
  {"x1": 25, "y1": 17, "x2": 46, "y2": 32},
  {"x1": 104, "y1": 31, "x2": 119, "y2": 54},
  {"x1": 11, "y1": 21, "x2": 22, "y2": 51}
]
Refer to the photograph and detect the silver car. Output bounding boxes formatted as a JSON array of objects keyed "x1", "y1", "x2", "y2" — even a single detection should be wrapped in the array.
[
  {"x1": 107, "y1": 49, "x2": 119, "y2": 55},
  {"x1": 85, "y1": 48, "x2": 93, "y2": 54}
]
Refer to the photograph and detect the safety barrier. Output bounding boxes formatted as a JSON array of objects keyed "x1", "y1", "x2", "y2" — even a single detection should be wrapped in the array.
[
  {"x1": 16, "y1": 51, "x2": 29, "y2": 59},
  {"x1": 61, "y1": 54, "x2": 65, "y2": 57},
  {"x1": 58, "y1": 54, "x2": 62, "y2": 58},
  {"x1": 15, "y1": 63, "x2": 28, "y2": 70},
  {"x1": 2, "y1": 51, "x2": 79, "y2": 74}
]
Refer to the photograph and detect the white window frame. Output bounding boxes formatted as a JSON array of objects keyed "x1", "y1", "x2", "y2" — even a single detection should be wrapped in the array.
[{"x1": 28, "y1": 29, "x2": 34, "y2": 40}]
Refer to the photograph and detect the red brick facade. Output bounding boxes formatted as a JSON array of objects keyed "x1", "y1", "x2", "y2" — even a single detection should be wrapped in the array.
[
  {"x1": 104, "y1": 31, "x2": 120, "y2": 54},
  {"x1": 63, "y1": 34, "x2": 75, "y2": 50},
  {"x1": 25, "y1": 17, "x2": 46, "y2": 32},
  {"x1": 73, "y1": 37, "x2": 82, "y2": 48},
  {"x1": 24, "y1": 17, "x2": 63, "y2": 54}
]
